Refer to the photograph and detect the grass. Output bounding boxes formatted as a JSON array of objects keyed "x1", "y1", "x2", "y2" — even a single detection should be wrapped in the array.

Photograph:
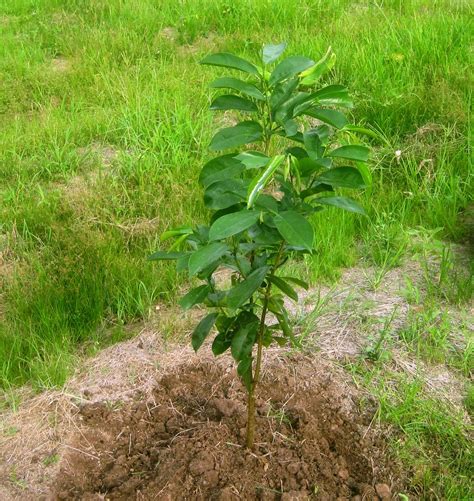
[
  {"x1": 1, "y1": 0, "x2": 471, "y2": 388},
  {"x1": 348, "y1": 361, "x2": 474, "y2": 499},
  {"x1": 0, "y1": 1, "x2": 472, "y2": 496}
]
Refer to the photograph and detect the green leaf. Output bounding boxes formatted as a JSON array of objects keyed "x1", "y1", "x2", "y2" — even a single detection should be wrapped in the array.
[
  {"x1": 262, "y1": 42, "x2": 287, "y2": 64},
  {"x1": 313, "y1": 85, "x2": 353, "y2": 108},
  {"x1": 328, "y1": 145, "x2": 369, "y2": 162},
  {"x1": 148, "y1": 251, "x2": 184, "y2": 261},
  {"x1": 284, "y1": 119, "x2": 298, "y2": 137},
  {"x1": 226, "y1": 266, "x2": 269, "y2": 309},
  {"x1": 315, "y1": 166, "x2": 366, "y2": 189},
  {"x1": 209, "y1": 121, "x2": 263, "y2": 151},
  {"x1": 274, "y1": 211, "x2": 314, "y2": 251},
  {"x1": 315, "y1": 196, "x2": 366, "y2": 215},
  {"x1": 209, "y1": 210, "x2": 260, "y2": 241},
  {"x1": 300, "y1": 46, "x2": 336, "y2": 85},
  {"x1": 356, "y1": 160, "x2": 372, "y2": 188},
  {"x1": 343, "y1": 124, "x2": 383, "y2": 141},
  {"x1": 237, "y1": 356, "x2": 253, "y2": 391},
  {"x1": 268, "y1": 275, "x2": 298, "y2": 301},
  {"x1": 235, "y1": 151, "x2": 269, "y2": 169},
  {"x1": 304, "y1": 108, "x2": 348, "y2": 129},
  {"x1": 210, "y1": 94, "x2": 258, "y2": 112},
  {"x1": 269, "y1": 56, "x2": 314, "y2": 86},
  {"x1": 176, "y1": 254, "x2": 191, "y2": 272},
  {"x1": 200, "y1": 52, "x2": 258, "y2": 75},
  {"x1": 199, "y1": 154, "x2": 245, "y2": 188},
  {"x1": 210, "y1": 77, "x2": 264, "y2": 100},
  {"x1": 188, "y1": 242, "x2": 228, "y2": 276},
  {"x1": 270, "y1": 78, "x2": 299, "y2": 110},
  {"x1": 300, "y1": 183, "x2": 333, "y2": 199},
  {"x1": 247, "y1": 155, "x2": 285, "y2": 208},
  {"x1": 231, "y1": 315, "x2": 258, "y2": 361},
  {"x1": 192, "y1": 313, "x2": 218, "y2": 352},
  {"x1": 212, "y1": 332, "x2": 231, "y2": 356},
  {"x1": 160, "y1": 226, "x2": 193, "y2": 242},
  {"x1": 179, "y1": 285, "x2": 211, "y2": 310},
  {"x1": 204, "y1": 179, "x2": 247, "y2": 209},
  {"x1": 303, "y1": 129, "x2": 324, "y2": 161},
  {"x1": 280, "y1": 276, "x2": 309, "y2": 290}
]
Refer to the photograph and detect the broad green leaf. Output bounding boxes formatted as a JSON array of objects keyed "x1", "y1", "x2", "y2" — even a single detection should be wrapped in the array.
[
  {"x1": 210, "y1": 94, "x2": 258, "y2": 112},
  {"x1": 269, "y1": 56, "x2": 314, "y2": 86},
  {"x1": 280, "y1": 276, "x2": 309, "y2": 290},
  {"x1": 267, "y1": 296, "x2": 293, "y2": 339},
  {"x1": 251, "y1": 223, "x2": 282, "y2": 245},
  {"x1": 199, "y1": 154, "x2": 245, "y2": 188},
  {"x1": 270, "y1": 78, "x2": 299, "y2": 110},
  {"x1": 274, "y1": 211, "x2": 314, "y2": 251},
  {"x1": 237, "y1": 356, "x2": 253, "y2": 390},
  {"x1": 235, "y1": 151, "x2": 269, "y2": 169},
  {"x1": 268, "y1": 275, "x2": 298, "y2": 301},
  {"x1": 176, "y1": 254, "x2": 191, "y2": 272},
  {"x1": 303, "y1": 129, "x2": 323, "y2": 161},
  {"x1": 315, "y1": 166, "x2": 366, "y2": 189},
  {"x1": 313, "y1": 85, "x2": 353, "y2": 108},
  {"x1": 209, "y1": 210, "x2": 260, "y2": 241},
  {"x1": 328, "y1": 145, "x2": 369, "y2": 162},
  {"x1": 262, "y1": 42, "x2": 287, "y2": 64},
  {"x1": 284, "y1": 119, "x2": 298, "y2": 137},
  {"x1": 192, "y1": 313, "x2": 218, "y2": 352},
  {"x1": 204, "y1": 179, "x2": 247, "y2": 209},
  {"x1": 179, "y1": 285, "x2": 211, "y2": 310},
  {"x1": 231, "y1": 315, "x2": 258, "y2": 361},
  {"x1": 356, "y1": 160, "x2": 372, "y2": 188},
  {"x1": 226, "y1": 266, "x2": 269, "y2": 309},
  {"x1": 315, "y1": 196, "x2": 366, "y2": 215},
  {"x1": 304, "y1": 108, "x2": 348, "y2": 129},
  {"x1": 209, "y1": 121, "x2": 263, "y2": 151},
  {"x1": 210, "y1": 77, "x2": 265, "y2": 100},
  {"x1": 300, "y1": 46, "x2": 336, "y2": 85},
  {"x1": 148, "y1": 251, "x2": 184, "y2": 261},
  {"x1": 160, "y1": 226, "x2": 193, "y2": 242},
  {"x1": 212, "y1": 332, "x2": 231, "y2": 356},
  {"x1": 200, "y1": 52, "x2": 258, "y2": 75},
  {"x1": 188, "y1": 242, "x2": 228, "y2": 276},
  {"x1": 247, "y1": 155, "x2": 285, "y2": 208},
  {"x1": 254, "y1": 194, "x2": 279, "y2": 213},
  {"x1": 300, "y1": 183, "x2": 334, "y2": 199}
]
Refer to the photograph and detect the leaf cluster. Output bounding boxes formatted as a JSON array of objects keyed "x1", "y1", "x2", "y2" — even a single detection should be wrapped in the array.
[{"x1": 150, "y1": 43, "x2": 369, "y2": 389}]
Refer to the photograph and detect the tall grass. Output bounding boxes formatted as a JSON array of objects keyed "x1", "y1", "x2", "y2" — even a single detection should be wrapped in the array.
[{"x1": 0, "y1": 0, "x2": 472, "y2": 387}]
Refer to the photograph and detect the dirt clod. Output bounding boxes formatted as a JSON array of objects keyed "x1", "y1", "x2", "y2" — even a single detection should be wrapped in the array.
[{"x1": 375, "y1": 483, "x2": 392, "y2": 499}]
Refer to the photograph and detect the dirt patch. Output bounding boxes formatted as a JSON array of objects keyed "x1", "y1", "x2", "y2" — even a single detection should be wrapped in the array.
[
  {"x1": 50, "y1": 57, "x2": 71, "y2": 74},
  {"x1": 55, "y1": 355, "x2": 401, "y2": 500}
]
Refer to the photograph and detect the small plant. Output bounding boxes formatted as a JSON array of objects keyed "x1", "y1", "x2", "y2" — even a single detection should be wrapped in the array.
[{"x1": 150, "y1": 43, "x2": 370, "y2": 448}]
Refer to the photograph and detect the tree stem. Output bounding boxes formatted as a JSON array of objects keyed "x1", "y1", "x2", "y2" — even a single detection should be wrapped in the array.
[{"x1": 245, "y1": 242, "x2": 285, "y2": 449}]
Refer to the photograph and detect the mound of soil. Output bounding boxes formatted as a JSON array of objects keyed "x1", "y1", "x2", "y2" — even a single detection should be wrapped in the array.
[{"x1": 55, "y1": 355, "x2": 398, "y2": 500}]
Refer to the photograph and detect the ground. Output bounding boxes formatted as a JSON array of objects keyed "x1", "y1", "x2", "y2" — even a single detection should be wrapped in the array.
[
  {"x1": 0, "y1": 253, "x2": 471, "y2": 499},
  {"x1": 0, "y1": 0, "x2": 472, "y2": 499}
]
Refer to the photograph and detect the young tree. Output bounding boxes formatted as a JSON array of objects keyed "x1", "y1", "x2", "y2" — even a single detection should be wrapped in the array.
[{"x1": 150, "y1": 43, "x2": 369, "y2": 449}]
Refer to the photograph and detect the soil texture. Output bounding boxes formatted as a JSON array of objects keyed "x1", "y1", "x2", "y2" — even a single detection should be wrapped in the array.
[{"x1": 55, "y1": 355, "x2": 399, "y2": 500}]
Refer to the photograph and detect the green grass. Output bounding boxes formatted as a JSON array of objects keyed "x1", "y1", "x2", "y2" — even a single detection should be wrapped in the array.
[
  {"x1": 0, "y1": 0, "x2": 471, "y2": 385},
  {"x1": 349, "y1": 361, "x2": 473, "y2": 499},
  {"x1": 0, "y1": 2, "x2": 472, "y2": 497}
]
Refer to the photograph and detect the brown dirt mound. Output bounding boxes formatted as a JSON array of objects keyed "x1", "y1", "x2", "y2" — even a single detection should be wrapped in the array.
[{"x1": 55, "y1": 356, "x2": 400, "y2": 500}]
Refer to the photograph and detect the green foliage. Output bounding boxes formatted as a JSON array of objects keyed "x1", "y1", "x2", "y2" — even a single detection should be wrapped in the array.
[{"x1": 150, "y1": 43, "x2": 369, "y2": 445}]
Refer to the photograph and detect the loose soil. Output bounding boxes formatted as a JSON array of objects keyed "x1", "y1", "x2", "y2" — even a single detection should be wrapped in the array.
[{"x1": 55, "y1": 355, "x2": 400, "y2": 500}]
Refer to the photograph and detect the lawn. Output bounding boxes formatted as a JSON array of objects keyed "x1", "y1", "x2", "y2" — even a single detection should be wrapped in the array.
[{"x1": 0, "y1": 0, "x2": 472, "y2": 498}]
